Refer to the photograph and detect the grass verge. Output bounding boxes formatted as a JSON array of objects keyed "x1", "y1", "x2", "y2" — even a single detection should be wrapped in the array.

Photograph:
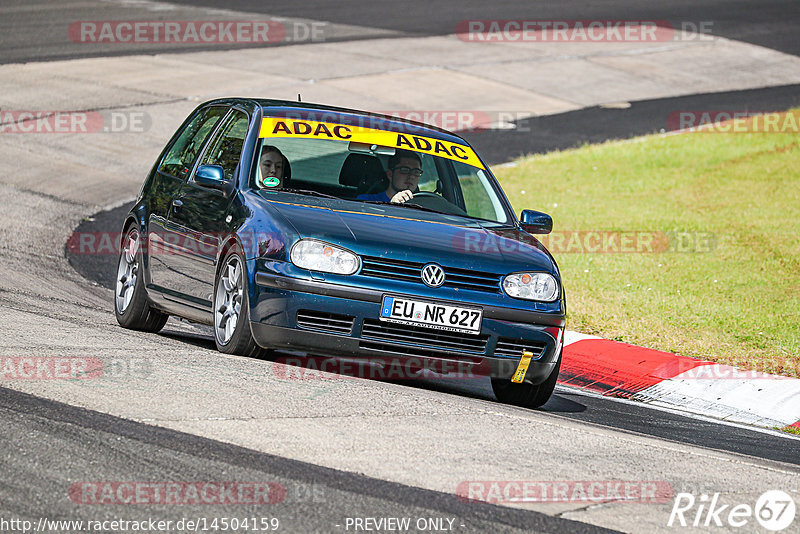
[{"x1": 494, "y1": 111, "x2": 800, "y2": 377}]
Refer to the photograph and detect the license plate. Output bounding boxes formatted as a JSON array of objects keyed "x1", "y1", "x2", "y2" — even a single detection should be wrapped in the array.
[{"x1": 380, "y1": 295, "x2": 483, "y2": 335}]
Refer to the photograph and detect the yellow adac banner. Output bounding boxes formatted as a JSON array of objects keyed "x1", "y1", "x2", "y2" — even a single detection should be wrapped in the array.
[{"x1": 259, "y1": 117, "x2": 485, "y2": 169}]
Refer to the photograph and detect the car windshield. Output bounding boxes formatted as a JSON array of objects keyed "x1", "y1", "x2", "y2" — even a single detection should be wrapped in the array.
[{"x1": 254, "y1": 117, "x2": 511, "y2": 224}]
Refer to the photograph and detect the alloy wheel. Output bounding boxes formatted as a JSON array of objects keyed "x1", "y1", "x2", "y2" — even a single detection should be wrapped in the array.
[{"x1": 215, "y1": 255, "x2": 243, "y2": 345}]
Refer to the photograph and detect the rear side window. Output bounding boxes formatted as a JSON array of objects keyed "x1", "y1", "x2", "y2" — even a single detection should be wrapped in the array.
[
  {"x1": 200, "y1": 110, "x2": 250, "y2": 182},
  {"x1": 159, "y1": 106, "x2": 227, "y2": 179}
]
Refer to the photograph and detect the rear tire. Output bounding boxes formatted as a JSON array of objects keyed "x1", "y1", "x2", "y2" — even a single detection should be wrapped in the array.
[
  {"x1": 213, "y1": 247, "x2": 266, "y2": 357},
  {"x1": 114, "y1": 225, "x2": 169, "y2": 332},
  {"x1": 491, "y1": 349, "x2": 562, "y2": 409}
]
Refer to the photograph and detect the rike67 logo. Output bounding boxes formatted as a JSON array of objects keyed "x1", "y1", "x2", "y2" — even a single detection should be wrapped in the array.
[{"x1": 668, "y1": 490, "x2": 796, "y2": 531}]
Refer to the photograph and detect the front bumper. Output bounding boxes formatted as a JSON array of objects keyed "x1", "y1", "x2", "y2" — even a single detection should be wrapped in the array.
[{"x1": 253, "y1": 272, "x2": 564, "y2": 385}]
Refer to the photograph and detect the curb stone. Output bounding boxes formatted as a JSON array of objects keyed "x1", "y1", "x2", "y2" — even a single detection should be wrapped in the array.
[{"x1": 560, "y1": 331, "x2": 800, "y2": 429}]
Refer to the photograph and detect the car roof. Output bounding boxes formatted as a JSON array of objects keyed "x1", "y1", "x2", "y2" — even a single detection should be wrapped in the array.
[{"x1": 201, "y1": 97, "x2": 471, "y2": 147}]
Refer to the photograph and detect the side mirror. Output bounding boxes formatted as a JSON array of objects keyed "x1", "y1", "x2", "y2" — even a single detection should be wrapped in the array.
[
  {"x1": 520, "y1": 209, "x2": 553, "y2": 234},
  {"x1": 194, "y1": 165, "x2": 233, "y2": 196}
]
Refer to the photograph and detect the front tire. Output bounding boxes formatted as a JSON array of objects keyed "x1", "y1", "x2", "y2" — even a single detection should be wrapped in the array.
[
  {"x1": 114, "y1": 225, "x2": 169, "y2": 332},
  {"x1": 491, "y1": 350, "x2": 562, "y2": 409},
  {"x1": 213, "y1": 247, "x2": 264, "y2": 357}
]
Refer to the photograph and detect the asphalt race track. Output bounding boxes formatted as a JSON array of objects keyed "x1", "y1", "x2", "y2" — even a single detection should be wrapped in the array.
[
  {"x1": 4, "y1": 0, "x2": 799, "y2": 62},
  {"x1": 1, "y1": 387, "x2": 611, "y2": 534},
  {"x1": 2, "y1": 1, "x2": 800, "y2": 533}
]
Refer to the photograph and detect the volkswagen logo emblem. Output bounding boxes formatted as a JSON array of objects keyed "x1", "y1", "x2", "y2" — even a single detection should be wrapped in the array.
[{"x1": 421, "y1": 263, "x2": 446, "y2": 288}]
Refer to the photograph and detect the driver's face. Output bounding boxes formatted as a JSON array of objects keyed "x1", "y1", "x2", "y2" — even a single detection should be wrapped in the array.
[{"x1": 388, "y1": 157, "x2": 422, "y2": 193}]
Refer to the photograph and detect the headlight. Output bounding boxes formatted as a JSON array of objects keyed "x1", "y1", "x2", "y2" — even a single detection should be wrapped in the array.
[
  {"x1": 290, "y1": 239, "x2": 360, "y2": 275},
  {"x1": 502, "y1": 272, "x2": 559, "y2": 301}
]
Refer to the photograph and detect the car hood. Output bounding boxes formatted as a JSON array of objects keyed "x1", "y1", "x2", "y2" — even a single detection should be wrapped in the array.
[{"x1": 264, "y1": 197, "x2": 556, "y2": 274}]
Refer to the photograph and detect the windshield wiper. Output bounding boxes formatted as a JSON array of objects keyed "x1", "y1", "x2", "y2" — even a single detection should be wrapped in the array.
[
  {"x1": 362, "y1": 200, "x2": 444, "y2": 215},
  {"x1": 279, "y1": 188, "x2": 340, "y2": 200}
]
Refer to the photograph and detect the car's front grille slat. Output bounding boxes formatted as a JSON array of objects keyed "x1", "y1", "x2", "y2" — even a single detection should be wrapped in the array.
[
  {"x1": 360, "y1": 256, "x2": 501, "y2": 293},
  {"x1": 296, "y1": 310, "x2": 355, "y2": 335},
  {"x1": 445, "y1": 281, "x2": 498, "y2": 292},
  {"x1": 445, "y1": 268, "x2": 499, "y2": 281},
  {"x1": 362, "y1": 259, "x2": 420, "y2": 270},
  {"x1": 362, "y1": 263, "x2": 420, "y2": 275},
  {"x1": 446, "y1": 274, "x2": 499, "y2": 284},
  {"x1": 361, "y1": 267, "x2": 419, "y2": 277},
  {"x1": 445, "y1": 274, "x2": 500, "y2": 290},
  {"x1": 359, "y1": 340, "x2": 458, "y2": 360},
  {"x1": 494, "y1": 338, "x2": 547, "y2": 359},
  {"x1": 361, "y1": 319, "x2": 488, "y2": 354},
  {"x1": 362, "y1": 320, "x2": 487, "y2": 352},
  {"x1": 361, "y1": 270, "x2": 419, "y2": 282}
]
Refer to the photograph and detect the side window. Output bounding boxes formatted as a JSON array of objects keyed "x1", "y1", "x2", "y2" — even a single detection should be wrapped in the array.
[
  {"x1": 159, "y1": 106, "x2": 227, "y2": 179},
  {"x1": 453, "y1": 162, "x2": 507, "y2": 222},
  {"x1": 200, "y1": 110, "x2": 249, "y2": 182},
  {"x1": 416, "y1": 154, "x2": 440, "y2": 192}
]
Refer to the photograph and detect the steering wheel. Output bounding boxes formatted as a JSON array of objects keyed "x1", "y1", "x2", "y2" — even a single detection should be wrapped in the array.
[
  {"x1": 408, "y1": 191, "x2": 468, "y2": 216},
  {"x1": 411, "y1": 191, "x2": 440, "y2": 199}
]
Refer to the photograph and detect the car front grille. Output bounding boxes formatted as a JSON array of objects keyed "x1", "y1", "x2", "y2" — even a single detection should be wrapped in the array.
[
  {"x1": 296, "y1": 310, "x2": 354, "y2": 335},
  {"x1": 361, "y1": 318, "x2": 489, "y2": 355},
  {"x1": 360, "y1": 256, "x2": 501, "y2": 293},
  {"x1": 494, "y1": 337, "x2": 548, "y2": 360},
  {"x1": 359, "y1": 340, "x2": 475, "y2": 360}
]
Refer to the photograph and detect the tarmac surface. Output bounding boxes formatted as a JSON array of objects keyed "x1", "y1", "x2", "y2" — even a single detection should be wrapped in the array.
[
  {"x1": 3, "y1": 0, "x2": 799, "y2": 62},
  {"x1": 2, "y1": 387, "x2": 611, "y2": 533}
]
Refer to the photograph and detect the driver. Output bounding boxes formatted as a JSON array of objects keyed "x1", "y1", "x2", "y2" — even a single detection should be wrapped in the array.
[{"x1": 357, "y1": 149, "x2": 422, "y2": 204}]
